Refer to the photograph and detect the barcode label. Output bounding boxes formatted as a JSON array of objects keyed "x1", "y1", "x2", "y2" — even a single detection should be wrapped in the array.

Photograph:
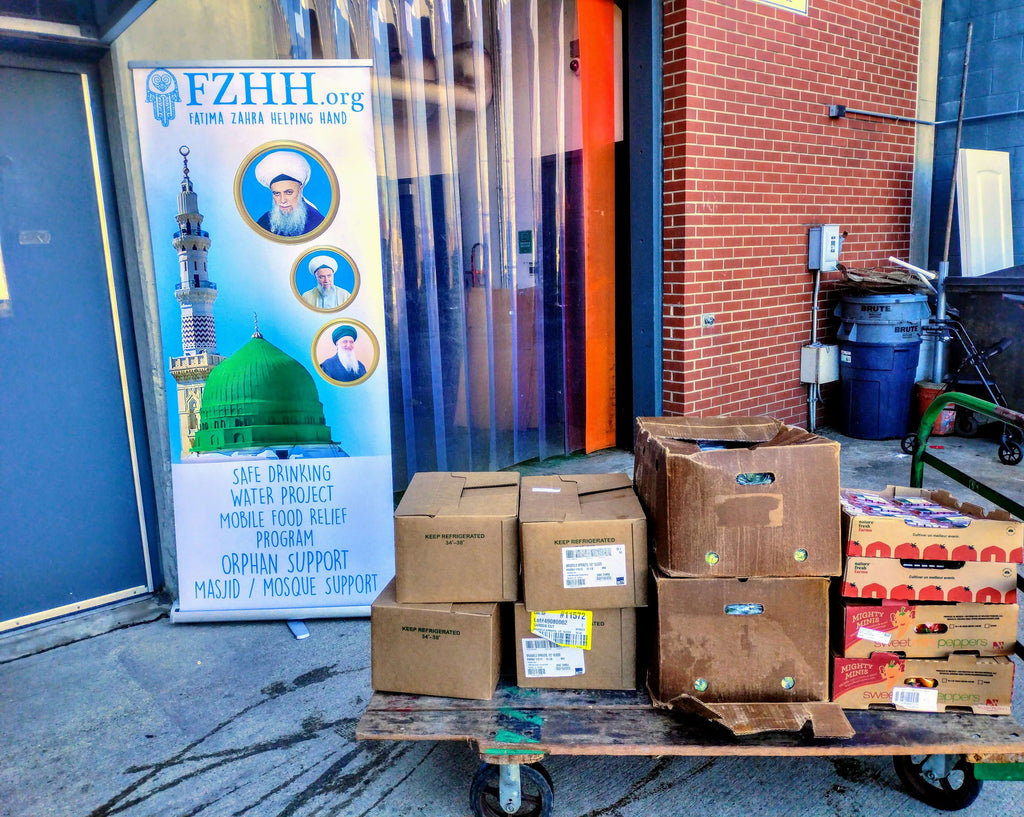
[
  {"x1": 565, "y1": 546, "x2": 614, "y2": 559},
  {"x1": 857, "y1": 626, "x2": 892, "y2": 645},
  {"x1": 547, "y1": 630, "x2": 587, "y2": 646},
  {"x1": 530, "y1": 610, "x2": 592, "y2": 650},
  {"x1": 521, "y1": 638, "x2": 585, "y2": 678},
  {"x1": 892, "y1": 686, "x2": 938, "y2": 711},
  {"x1": 561, "y1": 544, "x2": 627, "y2": 590}
]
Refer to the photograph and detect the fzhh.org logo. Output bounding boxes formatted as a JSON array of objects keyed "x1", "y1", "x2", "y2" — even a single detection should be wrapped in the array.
[{"x1": 146, "y1": 68, "x2": 180, "y2": 127}]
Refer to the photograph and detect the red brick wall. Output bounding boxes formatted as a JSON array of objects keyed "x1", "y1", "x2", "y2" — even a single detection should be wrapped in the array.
[{"x1": 662, "y1": 0, "x2": 921, "y2": 424}]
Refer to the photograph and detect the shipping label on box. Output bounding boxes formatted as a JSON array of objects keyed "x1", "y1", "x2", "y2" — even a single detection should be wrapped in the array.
[
  {"x1": 842, "y1": 487, "x2": 1023, "y2": 563},
  {"x1": 514, "y1": 603, "x2": 636, "y2": 690},
  {"x1": 832, "y1": 653, "x2": 1014, "y2": 714},
  {"x1": 634, "y1": 416, "x2": 841, "y2": 578},
  {"x1": 562, "y1": 544, "x2": 628, "y2": 590},
  {"x1": 649, "y1": 572, "x2": 831, "y2": 704},
  {"x1": 519, "y1": 474, "x2": 647, "y2": 610},
  {"x1": 370, "y1": 579, "x2": 501, "y2": 700},
  {"x1": 521, "y1": 638, "x2": 586, "y2": 678},
  {"x1": 837, "y1": 599, "x2": 1018, "y2": 657},
  {"x1": 840, "y1": 557, "x2": 1018, "y2": 603},
  {"x1": 394, "y1": 471, "x2": 520, "y2": 603}
]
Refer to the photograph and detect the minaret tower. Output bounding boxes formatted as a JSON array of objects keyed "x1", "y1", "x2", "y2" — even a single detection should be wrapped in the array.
[{"x1": 169, "y1": 145, "x2": 224, "y2": 458}]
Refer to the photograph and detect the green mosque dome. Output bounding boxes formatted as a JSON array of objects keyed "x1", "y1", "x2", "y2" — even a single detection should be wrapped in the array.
[{"x1": 191, "y1": 332, "x2": 335, "y2": 453}]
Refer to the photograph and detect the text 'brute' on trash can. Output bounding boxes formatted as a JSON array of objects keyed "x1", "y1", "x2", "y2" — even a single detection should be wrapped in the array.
[{"x1": 836, "y1": 292, "x2": 930, "y2": 440}]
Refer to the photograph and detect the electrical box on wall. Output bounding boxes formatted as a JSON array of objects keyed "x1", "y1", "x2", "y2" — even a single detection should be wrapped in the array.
[
  {"x1": 800, "y1": 344, "x2": 839, "y2": 384},
  {"x1": 808, "y1": 224, "x2": 842, "y2": 272}
]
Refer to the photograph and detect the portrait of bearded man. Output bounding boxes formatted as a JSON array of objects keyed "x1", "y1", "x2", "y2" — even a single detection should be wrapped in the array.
[
  {"x1": 320, "y1": 324, "x2": 368, "y2": 382},
  {"x1": 301, "y1": 254, "x2": 351, "y2": 310},
  {"x1": 253, "y1": 150, "x2": 326, "y2": 238}
]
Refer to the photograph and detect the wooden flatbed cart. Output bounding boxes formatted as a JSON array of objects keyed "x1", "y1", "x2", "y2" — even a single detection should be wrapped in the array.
[
  {"x1": 356, "y1": 393, "x2": 1024, "y2": 816},
  {"x1": 357, "y1": 686, "x2": 1024, "y2": 815}
]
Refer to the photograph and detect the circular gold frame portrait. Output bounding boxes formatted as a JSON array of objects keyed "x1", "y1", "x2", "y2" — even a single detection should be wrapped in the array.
[
  {"x1": 234, "y1": 140, "x2": 340, "y2": 245},
  {"x1": 313, "y1": 318, "x2": 380, "y2": 387},
  {"x1": 290, "y1": 245, "x2": 361, "y2": 313}
]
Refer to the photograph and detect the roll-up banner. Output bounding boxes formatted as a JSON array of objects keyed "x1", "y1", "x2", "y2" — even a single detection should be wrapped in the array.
[{"x1": 132, "y1": 61, "x2": 394, "y2": 621}]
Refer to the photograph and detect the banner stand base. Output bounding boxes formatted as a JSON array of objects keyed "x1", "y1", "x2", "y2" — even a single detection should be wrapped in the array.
[{"x1": 170, "y1": 601, "x2": 370, "y2": 623}]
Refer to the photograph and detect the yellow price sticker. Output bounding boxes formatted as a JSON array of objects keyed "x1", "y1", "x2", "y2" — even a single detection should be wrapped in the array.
[{"x1": 530, "y1": 609, "x2": 593, "y2": 650}]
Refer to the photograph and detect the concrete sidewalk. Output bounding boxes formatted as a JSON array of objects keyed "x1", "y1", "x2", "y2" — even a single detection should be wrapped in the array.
[{"x1": 3, "y1": 428, "x2": 1024, "y2": 817}]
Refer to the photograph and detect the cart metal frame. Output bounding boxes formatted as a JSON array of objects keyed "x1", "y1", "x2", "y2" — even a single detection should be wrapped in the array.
[
  {"x1": 357, "y1": 393, "x2": 1024, "y2": 815},
  {"x1": 909, "y1": 391, "x2": 1024, "y2": 526}
]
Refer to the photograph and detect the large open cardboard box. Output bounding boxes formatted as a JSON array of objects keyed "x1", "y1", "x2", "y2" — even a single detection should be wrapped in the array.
[
  {"x1": 393, "y1": 471, "x2": 520, "y2": 603},
  {"x1": 648, "y1": 572, "x2": 831, "y2": 703},
  {"x1": 519, "y1": 474, "x2": 647, "y2": 611},
  {"x1": 634, "y1": 416, "x2": 841, "y2": 577},
  {"x1": 647, "y1": 572, "x2": 852, "y2": 737}
]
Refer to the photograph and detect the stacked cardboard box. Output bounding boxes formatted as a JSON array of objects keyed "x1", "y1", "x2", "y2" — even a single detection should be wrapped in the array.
[
  {"x1": 370, "y1": 472, "x2": 520, "y2": 700},
  {"x1": 832, "y1": 486, "x2": 1022, "y2": 714},
  {"x1": 515, "y1": 473, "x2": 647, "y2": 690},
  {"x1": 634, "y1": 416, "x2": 846, "y2": 731},
  {"x1": 371, "y1": 470, "x2": 647, "y2": 697}
]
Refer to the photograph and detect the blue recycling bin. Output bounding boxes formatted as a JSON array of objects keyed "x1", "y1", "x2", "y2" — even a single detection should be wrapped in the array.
[
  {"x1": 838, "y1": 342, "x2": 921, "y2": 439},
  {"x1": 836, "y1": 293, "x2": 929, "y2": 440}
]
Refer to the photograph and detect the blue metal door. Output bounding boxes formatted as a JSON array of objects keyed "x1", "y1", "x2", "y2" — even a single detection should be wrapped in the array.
[{"x1": 0, "y1": 62, "x2": 155, "y2": 630}]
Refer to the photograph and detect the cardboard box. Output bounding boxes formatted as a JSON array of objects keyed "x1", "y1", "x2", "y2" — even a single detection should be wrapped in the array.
[
  {"x1": 513, "y1": 604, "x2": 636, "y2": 690},
  {"x1": 519, "y1": 474, "x2": 647, "y2": 611},
  {"x1": 840, "y1": 557, "x2": 1018, "y2": 603},
  {"x1": 633, "y1": 416, "x2": 841, "y2": 577},
  {"x1": 370, "y1": 579, "x2": 501, "y2": 700},
  {"x1": 842, "y1": 487, "x2": 1023, "y2": 563},
  {"x1": 648, "y1": 572, "x2": 831, "y2": 704},
  {"x1": 832, "y1": 653, "x2": 1014, "y2": 714},
  {"x1": 835, "y1": 599, "x2": 1018, "y2": 658},
  {"x1": 394, "y1": 471, "x2": 520, "y2": 603}
]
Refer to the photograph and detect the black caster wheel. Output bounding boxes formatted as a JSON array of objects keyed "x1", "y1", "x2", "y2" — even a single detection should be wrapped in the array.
[
  {"x1": 998, "y1": 441, "x2": 1022, "y2": 466},
  {"x1": 470, "y1": 762, "x2": 553, "y2": 817},
  {"x1": 893, "y1": 754, "x2": 981, "y2": 811},
  {"x1": 954, "y1": 410, "x2": 981, "y2": 437},
  {"x1": 901, "y1": 434, "x2": 917, "y2": 455}
]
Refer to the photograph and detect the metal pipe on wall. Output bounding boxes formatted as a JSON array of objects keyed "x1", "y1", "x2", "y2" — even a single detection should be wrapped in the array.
[{"x1": 934, "y1": 21, "x2": 973, "y2": 383}]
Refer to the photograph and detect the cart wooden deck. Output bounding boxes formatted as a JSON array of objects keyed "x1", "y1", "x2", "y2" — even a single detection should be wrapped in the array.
[{"x1": 356, "y1": 683, "x2": 1024, "y2": 763}]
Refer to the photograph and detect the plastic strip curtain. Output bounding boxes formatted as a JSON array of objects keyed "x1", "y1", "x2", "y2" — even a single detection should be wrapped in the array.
[
  {"x1": 278, "y1": 0, "x2": 314, "y2": 58},
  {"x1": 292, "y1": 0, "x2": 577, "y2": 486},
  {"x1": 534, "y1": 0, "x2": 569, "y2": 459}
]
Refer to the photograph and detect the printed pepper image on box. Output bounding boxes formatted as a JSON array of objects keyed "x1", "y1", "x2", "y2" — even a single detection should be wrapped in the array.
[
  {"x1": 832, "y1": 653, "x2": 1014, "y2": 714},
  {"x1": 836, "y1": 599, "x2": 1018, "y2": 657}
]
